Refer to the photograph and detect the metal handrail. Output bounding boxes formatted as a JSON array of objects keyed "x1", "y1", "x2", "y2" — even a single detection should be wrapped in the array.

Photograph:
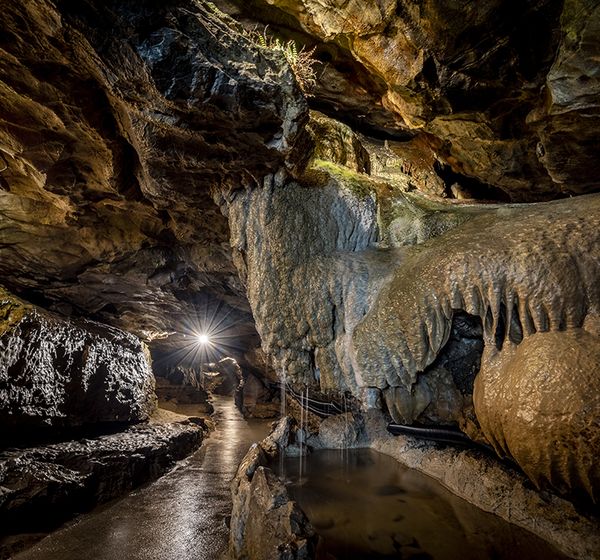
[{"x1": 270, "y1": 380, "x2": 477, "y2": 446}]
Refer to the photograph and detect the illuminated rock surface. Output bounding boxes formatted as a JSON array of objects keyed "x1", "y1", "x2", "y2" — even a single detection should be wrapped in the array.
[
  {"x1": 0, "y1": 0, "x2": 307, "y2": 343},
  {"x1": 0, "y1": 0, "x2": 599, "y2": 556},
  {"x1": 0, "y1": 287, "x2": 156, "y2": 436},
  {"x1": 0, "y1": 418, "x2": 204, "y2": 552},
  {"x1": 224, "y1": 0, "x2": 600, "y2": 200},
  {"x1": 9, "y1": 398, "x2": 268, "y2": 560}
]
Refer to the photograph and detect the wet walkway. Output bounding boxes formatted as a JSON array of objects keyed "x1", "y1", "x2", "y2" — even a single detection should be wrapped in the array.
[{"x1": 15, "y1": 397, "x2": 272, "y2": 560}]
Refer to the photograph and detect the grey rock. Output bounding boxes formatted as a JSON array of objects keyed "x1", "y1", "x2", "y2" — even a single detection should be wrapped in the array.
[
  {"x1": 0, "y1": 288, "x2": 156, "y2": 436},
  {"x1": 230, "y1": 417, "x2": 316, "y2": 559},
  {"x1": 0, "y1": 420, "x2": 204, "y2": 537},
  {"x1": 318, "y1": 413, "x2": 359, "y2": 449},
  {"x1": 154, "y1": 377, "x2": 212, "y2": 408}
]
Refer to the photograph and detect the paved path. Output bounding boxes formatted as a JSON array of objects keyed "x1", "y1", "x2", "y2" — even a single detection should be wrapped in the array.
[{"x1": 15, "y1": 397, "x2": 271, "y2": 560}]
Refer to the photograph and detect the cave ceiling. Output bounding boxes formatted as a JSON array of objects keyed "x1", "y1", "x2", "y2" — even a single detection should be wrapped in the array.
[{"x1": 1, "y1": 0, "x2": 599, "y2": 354}]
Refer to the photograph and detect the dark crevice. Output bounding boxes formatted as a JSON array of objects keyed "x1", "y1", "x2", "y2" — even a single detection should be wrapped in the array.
[
  {"x1": 434, "y1": 161, "x2": 511, "y2": 202},
  {"x1": 495, "y1": 302, "x2": 507, "y2": 351},
  {"x1": 308, "y1": 98, "x2": 415, "y2": 142},
  {"x1": 508, "y1": 303, "x2": 524, "y2": 344},
  {"x1": 437, "y1": 311, "x2": 483, "y2": 396}
]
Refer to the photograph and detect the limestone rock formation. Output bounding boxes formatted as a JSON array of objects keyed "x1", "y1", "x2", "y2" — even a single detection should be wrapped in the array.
[
  {"x1": 318, "y1": 412, "x2": 359, "y2": 449},
  {"x1": 0, "y1": 287, "x2": 156, "y2": 438},
  {"x1": 224, "y1": 0, "x2": 600, "y2": 201},
  {"x1": 230, "y1": 417, "x2": 316, "y2": 560},
  {"x1": 0, "y1": 418, "x2": 204, "y2": 550},
  {"x1": 204, "y1": 357, "x2": 243, "y2": 395},
  {"x1": 0, "y1": 0, "x2": 308, "y2": 342},
  {"x1": 154, "y1": 376, "x2": 213, "y2": 410},
  {"x1": 355, "y1": 194, "x2": 600, "y2": 501},
  {"x1": 224, "y1": 110, "x2": 600, "y2": 501},
  {"x1": 1, "y1": 0, "x2": 599, "y2": 531},
  {"x1": 474, "y1": 330, "x2": 600, "y2": 503}
]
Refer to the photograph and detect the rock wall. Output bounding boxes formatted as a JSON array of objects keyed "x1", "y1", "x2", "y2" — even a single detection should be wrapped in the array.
[
  {"x1": 0, "y1": 0, "x2": 308, "y2": 341},
  {"x1": 0, "y1": 287, "x2": 156, "y2": 438},
  {"x1": 225, "y1": 0, "x2": 600, "y2": 201},
  {"x1": 1, "y1": 0, "x2": 599, "y2": 521},
  {"x1": 223, "y1": 114, "x2": 600, "y2": 502}
]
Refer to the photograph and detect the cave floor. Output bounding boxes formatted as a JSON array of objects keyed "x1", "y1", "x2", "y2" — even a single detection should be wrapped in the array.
[{"x1": 13, "y1": 396, "x2": 272, "y2": 560}]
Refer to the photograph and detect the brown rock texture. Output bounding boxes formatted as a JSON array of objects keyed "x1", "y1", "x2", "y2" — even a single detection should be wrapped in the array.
[
  {"x1": 474, "y1": 330, "x2": 600, "y2": 503},
  {"x1": 1, "y1": 0, "x2": 599, "y2": 528},
  {"x1": 224, "y1": 120, "x2": 600, "y2": 501},
  {"x1": 0, "y1": 287, "x2": 156, "y2": 437},
  {"x1": 226, "y1": 0, "x2": 600, "y2": 201},
  {"x1": 0, "y1": 0, "x2": 308, "y2": 340},
  {"x1": 351, "y1": 194, "x2": 600, "y2": 500}
]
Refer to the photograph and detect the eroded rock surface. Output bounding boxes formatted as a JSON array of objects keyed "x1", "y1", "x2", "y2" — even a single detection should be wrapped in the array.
[
  {"x1": 0, "y1": 287, "x2": 155, "y2": 438},
  {"x1": 224, "y1": 124, "x2": 600, "y2": 501},
  {"x1": 0, "y1": 0, "x2": 308, "y2": 341},
  {"x1": 358, "y1": 195, "x2": 600, "y2": 501},
  {"x1": 0, "y1": 419, "x2": 204, "y2": 548},
  {"x1": 225, "y1": 0, "x2": 600, "y2": 201},
  {"x1": 318, "y1": 412, "x2": 359, "y2": 449},
  {"x1": 230, "y1": 417, "x2": 316, "y2": 560},
  {"x1": 474, "y1": 330, "x2": 600, "y2": 503},
  {"x1": 1, "y1": 0, "x2": 599, "y2": 540}
]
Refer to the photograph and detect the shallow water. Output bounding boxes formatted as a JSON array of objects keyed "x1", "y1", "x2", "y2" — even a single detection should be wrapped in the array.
[{"x1": 276, "y1": 448, "x2": 568, "y2": 560}]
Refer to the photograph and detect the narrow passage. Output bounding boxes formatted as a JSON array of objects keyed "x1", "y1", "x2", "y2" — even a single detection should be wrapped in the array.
[{"x1": 15, "y1": 397, "x2": 271, "y2": 560}]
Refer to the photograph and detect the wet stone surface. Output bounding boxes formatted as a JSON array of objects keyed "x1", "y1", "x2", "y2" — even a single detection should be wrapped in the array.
[{"x1": 11, "y1": 397, "x2": 271, "y2": 560}]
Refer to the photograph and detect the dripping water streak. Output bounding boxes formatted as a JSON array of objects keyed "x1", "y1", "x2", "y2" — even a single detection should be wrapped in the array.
[{"x1": 299, "y1": 387, "x2": 305, "y2": 483}]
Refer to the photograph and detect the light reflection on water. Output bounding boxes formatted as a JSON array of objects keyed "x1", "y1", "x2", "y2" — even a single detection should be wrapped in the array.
[{"x1": 275, "y1": 448, "x2": 568, "y2": 560}]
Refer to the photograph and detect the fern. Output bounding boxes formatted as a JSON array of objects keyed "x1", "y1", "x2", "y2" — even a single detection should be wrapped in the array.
[{"x1": 249, "y1": 26, "x2": 317, "y2": 95}]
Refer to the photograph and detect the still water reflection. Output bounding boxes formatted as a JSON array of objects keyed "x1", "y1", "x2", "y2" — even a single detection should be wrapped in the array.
[{"x1": 276, "y1": 448, "x2": 568, "y2": 560}]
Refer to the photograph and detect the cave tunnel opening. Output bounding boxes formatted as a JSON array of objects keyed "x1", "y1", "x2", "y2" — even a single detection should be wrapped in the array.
[{"x1": 148, "y1": 292, "x2": 279, "y2": 421}]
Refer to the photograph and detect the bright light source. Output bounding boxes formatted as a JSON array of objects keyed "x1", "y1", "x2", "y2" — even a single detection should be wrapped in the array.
[{"x1": 197, "y1": 333, "x2": 210, "y2": 345}]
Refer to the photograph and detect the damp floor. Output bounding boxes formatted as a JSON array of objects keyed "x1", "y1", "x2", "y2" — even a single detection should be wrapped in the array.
[{"x1": 14, "y1": 396, "x2": 271, "y2": 560}]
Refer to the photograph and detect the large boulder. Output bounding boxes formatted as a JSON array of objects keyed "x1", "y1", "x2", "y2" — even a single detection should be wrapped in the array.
[
  {"x1": 318, "y1": 412, "x2": 359, "y2": 449},
  {"x1": 204, "y1": 357, "x2": 243, "y2": 395},
  {"x1": 0, "y1": 288, "x2": 156, "y2": 437}
]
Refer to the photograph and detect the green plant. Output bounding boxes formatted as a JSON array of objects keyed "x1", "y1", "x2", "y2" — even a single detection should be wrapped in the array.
[{"x1": 252, "y1": 27, "x2": 317, "y2": 94}]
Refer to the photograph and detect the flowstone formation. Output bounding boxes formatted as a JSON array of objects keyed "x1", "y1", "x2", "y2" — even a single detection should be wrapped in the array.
[
  {"x1": 0, "y1": 0, "x2": 599, "y2": 554},
  {"x1": 475, "y1": 330, "x2": 600, "y2": 503},
  {"x1": 354, "y1": 194, "x2": 600, "y2": 501},
  {"x1": 223, "y1": 109, "x2": 600, "y2": 503}
]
